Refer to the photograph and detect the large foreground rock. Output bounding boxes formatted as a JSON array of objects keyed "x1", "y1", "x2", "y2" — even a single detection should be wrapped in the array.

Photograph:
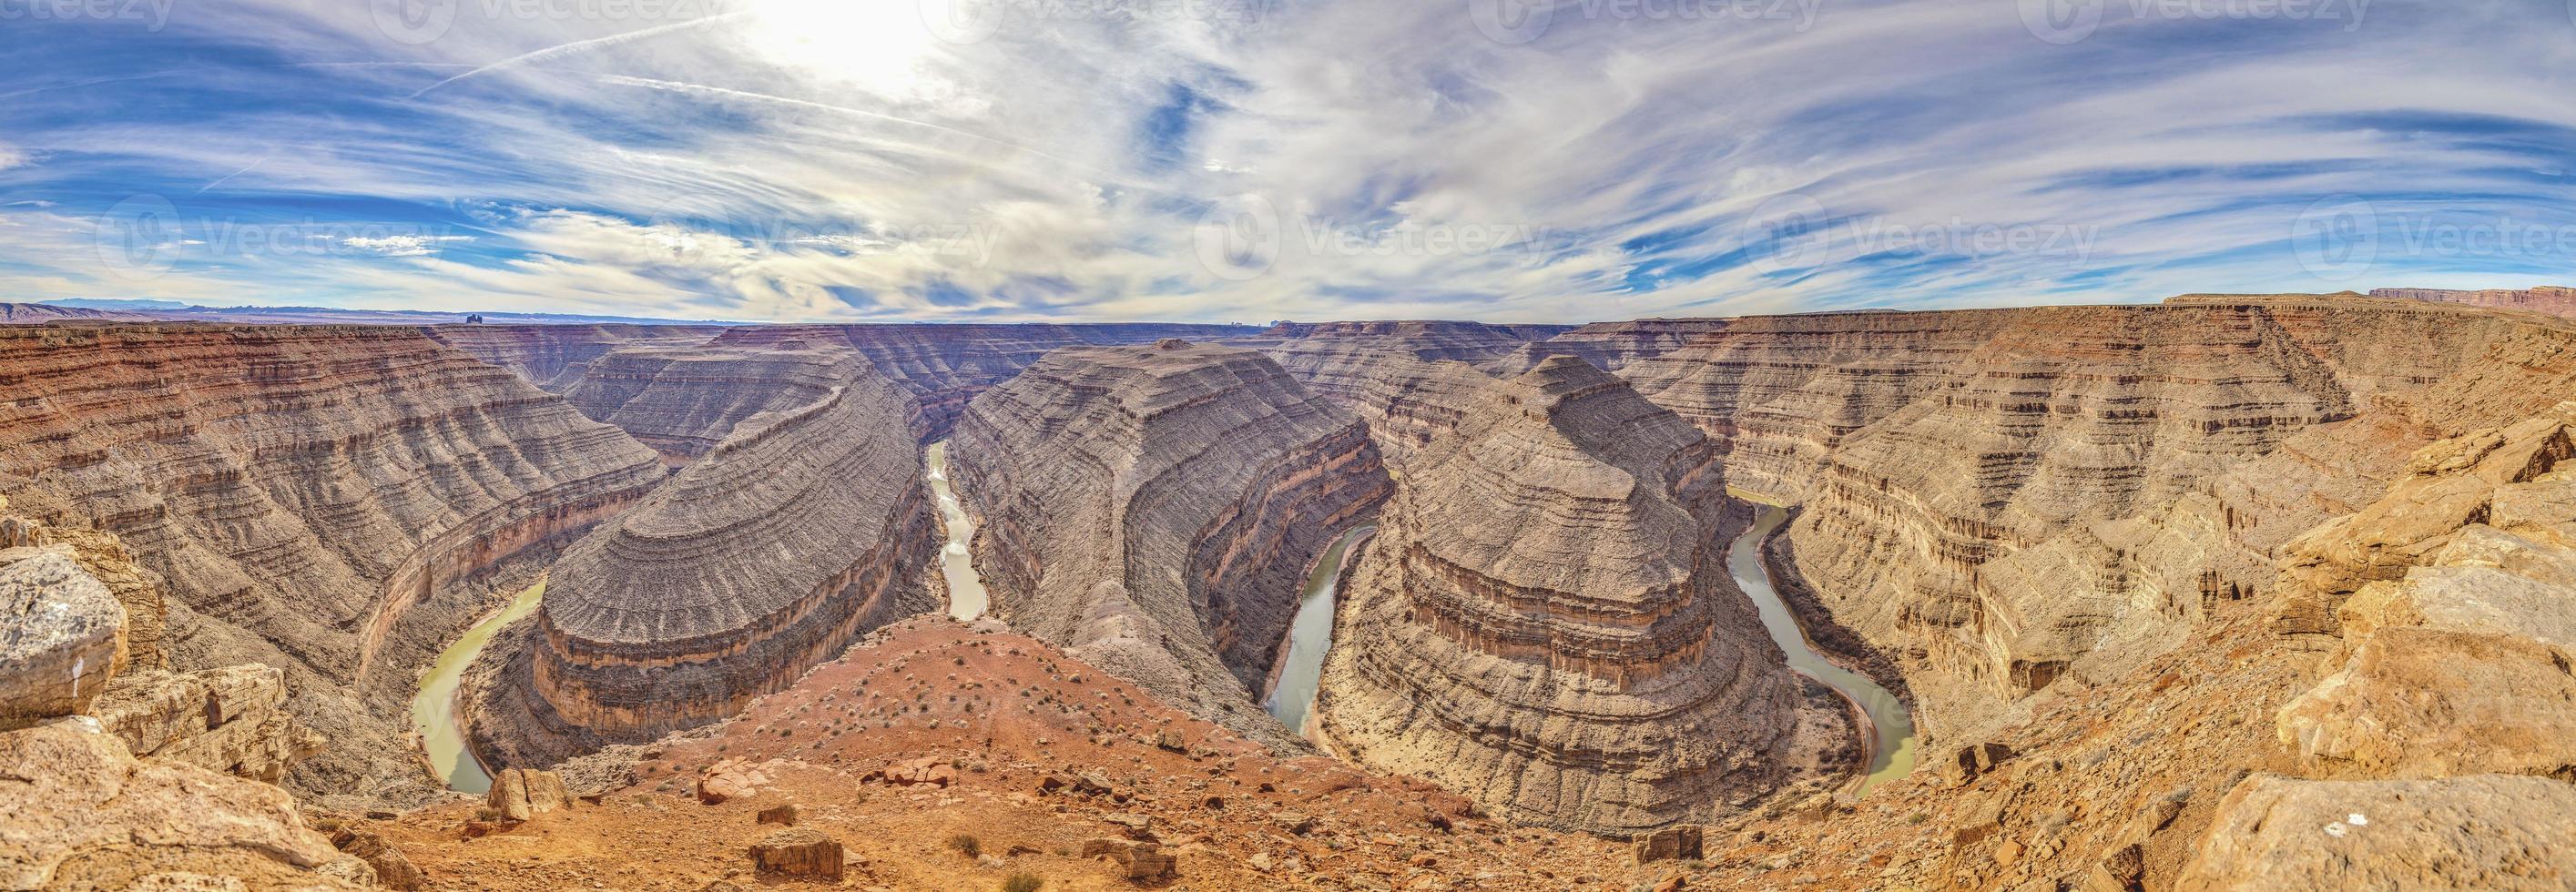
[
  {"x1": 2178, "y1": 774, "x2": 2576, "y2": 891},
  {"x1": 0, "y1": 552, "x2": 125, "y2": 730},
  {"x1": 0, "y1": 722, "x2": 365, "y2": 890}
]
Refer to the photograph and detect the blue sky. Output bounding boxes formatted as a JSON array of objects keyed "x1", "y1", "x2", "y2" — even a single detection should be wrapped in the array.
[{"x1": 0, "y1": 0, "x2": 2569, "y2": 323}]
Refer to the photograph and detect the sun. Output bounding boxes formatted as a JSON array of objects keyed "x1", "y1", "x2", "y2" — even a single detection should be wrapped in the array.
[{"x1": 737, "y1": 0, "x2": 956, "y2": 97}]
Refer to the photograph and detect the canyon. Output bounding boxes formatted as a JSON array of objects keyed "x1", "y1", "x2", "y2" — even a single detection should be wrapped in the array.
[{"x1": 4, "y1": 293, "x2": 2575, "y2": 889}]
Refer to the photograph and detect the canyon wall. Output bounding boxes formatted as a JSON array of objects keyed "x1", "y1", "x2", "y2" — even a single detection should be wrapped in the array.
[
  {"x1": 560, "y1": 344, "x2": 868, "y2": 465},
  {"x1": 949, "y1": 340, "x2": 1390, "y2": 750},
  {"x1": 423, "y1": 324, "x2": 725, "y2": 392},
  {"x1": 711, "y1": 322, "x2": 1260, "y2": 440},
  {"x1": 2370, "y1": 285, "x2": 2576, "y2": 319},
  {"x1": 0, "y1": 324, "x2": 667, "y2": 804},
  {"x1": 1317, "y1": 356, "x2": 1813, "y2": 835},
  {"x1": 475, "y1": 370, "x2": 939, "y2": 766},
  {"x1": 1585, "y1": 297, "x2": 2576, "y2": 739},
  {"x1": 1483, "y1": 319, "x2": 1733, "y2": 374}
]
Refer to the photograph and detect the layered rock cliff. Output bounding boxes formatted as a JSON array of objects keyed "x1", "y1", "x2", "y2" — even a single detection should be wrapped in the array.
[
  {"x1": 474, "y1": 369, "x2": 938, "y2": 766},
  {"x1": 1482, "y1": 319, "x2": 1733, "y2": 375},
  {"x1": 1316, "y1": 356, "x2": 1811, "y2": 835},
  {"x1": 2371, "y1": 285, "x2": 2576, "y2": 319},
  {"x1": 423, "y1": 324, "x2": 725, "y2": 393},
  {"x1": 0, "y1": 324, "x2": 666, "y2": 804},
  {"x1": 560, "y1": 344, "x2": 869, "y2": 465},
  {"x1": 710, "y1": 323, "x2": 1259, "y2": 440},
  {"x1": 949, "y1": 341, "x2": 1390, "y2": 749}
]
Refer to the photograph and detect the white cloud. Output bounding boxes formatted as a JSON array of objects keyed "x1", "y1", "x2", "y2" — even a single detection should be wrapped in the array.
[
  {"x1": 341, "y1": 234, "x2": 473, "y2": 257},
  {"x1": 0, "y1": 144, "x2": 25, "y2": 171}
]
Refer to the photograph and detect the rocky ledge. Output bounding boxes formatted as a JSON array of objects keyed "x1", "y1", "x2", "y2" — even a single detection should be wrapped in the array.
[
  {"x1": 950, "y1": 341, "x2": 1391, "y2": 750},
  {"x1": 1317, "y1": 356, "x2": 1814, "y2": 835},
  {"x1": 474, "y1": 370, "x2": 939, "y2": 766},
  {"x1": 560, "y1": 342, "x2": 871, "y2": 465}
]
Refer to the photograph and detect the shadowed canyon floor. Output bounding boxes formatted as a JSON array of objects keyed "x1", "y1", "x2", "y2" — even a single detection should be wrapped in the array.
[{"x1": 8, "y1": 297, "x2": 2576, "y2": 891}]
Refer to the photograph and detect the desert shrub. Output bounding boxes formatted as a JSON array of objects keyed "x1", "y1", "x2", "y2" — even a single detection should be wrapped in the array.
[
  {"x1": 946, "y1": 833, "x2": 982, "y2": 858},
  {"x1": 1001, "y1": 874, "x2": 1044, "y2": 892}
]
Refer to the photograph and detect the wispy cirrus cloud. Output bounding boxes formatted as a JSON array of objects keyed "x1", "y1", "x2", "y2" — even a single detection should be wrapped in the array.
[{"x1": 0, "y1": 0, "x2": 2566, "y2": 323}]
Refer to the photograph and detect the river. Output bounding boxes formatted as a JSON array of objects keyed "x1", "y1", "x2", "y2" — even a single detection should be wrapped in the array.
[
  {"x1": 1264, "y1": 524, "x2": 1375, "y2": 740},
  {"x1": 925, "y1": 441, "x2": 989, "y2": 621},
  {"x1": 1728, "y1": 504, "x2": 1917, "y2": 794},
  {"x1": 408, "y1": 577, "x2": 545, "y2": 796}
]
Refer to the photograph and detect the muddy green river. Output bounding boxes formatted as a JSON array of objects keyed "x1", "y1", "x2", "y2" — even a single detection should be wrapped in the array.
[
  {"x1": 409, "y1": 578, "x2": 545, "y2": 795},
  {"x1": 1729, "y1": 504, "x2": 1917, "y2": 794}
]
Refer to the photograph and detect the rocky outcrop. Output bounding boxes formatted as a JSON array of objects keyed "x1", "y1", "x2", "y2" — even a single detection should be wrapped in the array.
[
  {"x1": 1317, "y1": 357, "x2": 1806, "y2": 835},
  {"x1": 0, "y1": 324, "x2": 667, "y2": 803},
  {"x1": 2177, "y1": 774, "x2": 2576, "y2": 891},
  {"x1": 476, "y1": 370, "x2": 938, "y2": 765},
  {"x1": 0, "y1": 721, "x2": 372, "y2": 890},
  {"x1": 710, "y1": 322, "x2": 1259, "y2": 440},
  {"x1": 561, "y1": 344, "x2": 869, "y2": 465},
  {"x1": 2268, "y1": 405, "x2": 2576, "y2": 781},
  {"x1": 0, "y1": 302, "x2": 156, "y2": 324},
  {"x1": 423, "y1": 323, "x2": 724, "y2": 392},
  {"x1": 1482, "y1": 319, "x2": 1732, "y2": 375},
  {"x1": 950, "y1": 341, "x2": 1390, "y2": 749},
  {"x1": 88, "y1": 664, "x2": 323, "y2": 785},
  {"x1": 2372, "y1": 285, "x2": 2576, "y2": 319},
  {"x1": 0, "y1": 552, "x2": 125, "y2": 730}
]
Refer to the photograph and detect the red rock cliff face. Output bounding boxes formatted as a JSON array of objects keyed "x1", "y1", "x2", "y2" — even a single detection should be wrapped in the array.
[
  {"x1": 949, "y1": 342, "x2": 1391, "y2": 750},
  {"x1": 2370, "y1": 285, "x2": 2576, "y2": 318},
  {"x1": 423, "y1": 324, "x2": 725, "y2": 392},
  {"x1": 1318, "y1": 357, "x2": 1812, "y2": 835},
  {"x1": 475, "y1": 369, "x2": 939, "y2": 766},
  {"x1": 710, "y1": 322, "x2": 1259, "y2": 441},
  {"x1": 0, "y1": 324, "x2": 666, "y2": 802}
]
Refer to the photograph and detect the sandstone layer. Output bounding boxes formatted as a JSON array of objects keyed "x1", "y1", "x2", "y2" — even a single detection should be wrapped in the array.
[
  {"x1": 1483, "y1": 319, "x2": 1733, "y2": 374},
  {"x1": 0, "y1": 324, "x2": 667, "y2": 805},
  {"x1": 709, "y1": 322, "x2": 1258, "y2": 439},
  {"x1": 475, "y1": 370, "x2": 938, "y2": 766},
  {"x1": 949, "y1": 341, "x2": 1390, "y2": 749},
  {"x1": 1317, "y1": 356, "x2": 1811, "y2": 835},
  {"x1": 560, "y1": 343, "x2": 869, "y2": 465},
  {"x1": 2372, "y1": 285, "x2": 2576, "y2": 318},
  {"x1": 423, "y1": 324, "x2": 725, "y2": 393}
]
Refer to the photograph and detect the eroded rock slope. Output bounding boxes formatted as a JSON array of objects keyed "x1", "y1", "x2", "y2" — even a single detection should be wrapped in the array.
[
  {"x1": 949, "y1": 340, "x2": 1390, "y2": 749},
  {"x1": 0, "y1": 324, "x2": 666, "y2": 806},
  {"x1": 1318, "y1": 356, "x2": 1821, "y2": 835},
  {"x1": 474, "y1": 370, "x2": 938, "y2": 766}
]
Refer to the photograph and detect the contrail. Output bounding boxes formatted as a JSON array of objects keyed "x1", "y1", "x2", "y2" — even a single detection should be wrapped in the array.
[
  {"x1": 198, "y1": 155, "x2": 272, "y2": 193},
  {"x1": 411, "y1": 13, "x2": 752, "y2": 99}
]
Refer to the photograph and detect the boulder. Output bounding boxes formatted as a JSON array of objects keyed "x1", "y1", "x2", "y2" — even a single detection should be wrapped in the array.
[
  {"x1": 487, "y1": 768, "x2": 575, "y2": 822},
  {"x1": 0, "y1": 552, "x2": 126, "y2": 730},
  {"x1": 749, "y1": 827, "x2": 845, "y2": 880},
  {"x1": 1632, "y1": 825, "x2": 1703, "y2": 865},
  {"x1": 757, "y1": 803, "x2": 799, "y2": 826},
  {"x1": 1082, "y1": 837, "x2": 1176, "y2": 879},
  {"x1": 1940, "y1": 742, "x2": 2016, "y2": 788}
]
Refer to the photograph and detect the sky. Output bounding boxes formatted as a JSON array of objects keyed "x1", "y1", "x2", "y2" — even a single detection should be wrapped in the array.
[{"x1": 0, "y1": 0, "x2": 2569, "y2": 324}]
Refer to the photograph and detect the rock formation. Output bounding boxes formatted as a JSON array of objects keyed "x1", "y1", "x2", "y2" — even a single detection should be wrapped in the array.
[
  {"x1": 560, "y1": 343, "x2": 870, "y2": 465},
  {"x1": 1317, "y1": 356, "x2": 1808, "y2": 835},
  {"x1": 475, "y1": 370, "x2": 938, "y2": 765},
  {"x1": 949, "y1": 341, "x2": 1390, "y2": 748},
  {"x1": 1482, "y1": 319, "x2": 1732, "y2": 375},
  {"x1": 0, "y1": 324, "x2": 666, "y2": 804},
  {"x1": 423, "y1": 323, "x2": 725, "y2": 392},
  {"x1": 0, "y1": 552, "x2": 125, "y2": 730},
  {"x1": 0, "y1": 301, "x2": 156, "y2": 323},
  {"x1": 710, "y1": 322, "x2": 1260, "y2": 439},
  {"x1": 2371, "y1": 285, "x2": 2576, "y2": 319},
  {"x1": 88, "y1": 664, "x2": 325, "y2": 784}
]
